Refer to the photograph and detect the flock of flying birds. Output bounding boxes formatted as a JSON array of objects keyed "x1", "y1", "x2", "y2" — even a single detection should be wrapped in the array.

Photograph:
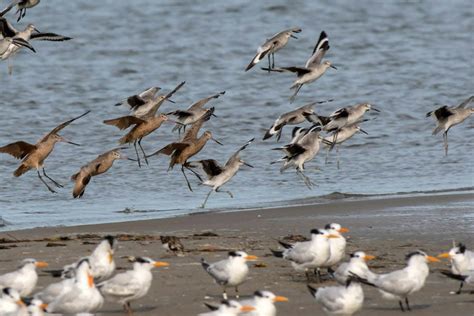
[{"x1": 0, "y1": 230, "x2": 473, "y2": 315}]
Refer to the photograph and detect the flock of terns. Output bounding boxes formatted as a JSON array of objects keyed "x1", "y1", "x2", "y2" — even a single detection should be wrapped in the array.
[{"x1": 0, "y1": 229, "x2": 473, "y2": 315}]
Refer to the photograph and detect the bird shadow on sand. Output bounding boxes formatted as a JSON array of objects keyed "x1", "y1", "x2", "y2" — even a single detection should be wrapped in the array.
[{"x1": 368, "y1": 304, "x2": 431, "y2": 312}]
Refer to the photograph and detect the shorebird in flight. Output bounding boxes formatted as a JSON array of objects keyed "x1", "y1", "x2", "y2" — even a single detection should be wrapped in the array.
[
  {"x1": 0, "y1": 0, "x2": 40, "y2": 22},
  {"x1": 426, "y1": 96, "x2": 474, "y2": 156},
  {"x1": 0, "y1": 111, "x2": 89, "y2": 193},
  {"x1": 262, "y1": 31, "x2": 336, "y2": 102},
  {"x1": 0, "y1": 18, "x2": 35, "y2": 57},
  {"x1": 114, "y1": 86, "x2": 162, "y2": 111},
  {"x1": 245, "y1": 27, "x2": 301, "y2": 71},
  {"x1": 323, "y1": 123, "x2": 368, "y2": 169},
  {"x1": 189, "y1": 138, "x2": 254, "y2": 208}
]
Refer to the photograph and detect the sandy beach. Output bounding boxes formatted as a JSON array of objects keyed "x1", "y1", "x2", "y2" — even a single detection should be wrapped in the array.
[{"x1": 0, "y1": 191, "x2": 473, "y2": 315}]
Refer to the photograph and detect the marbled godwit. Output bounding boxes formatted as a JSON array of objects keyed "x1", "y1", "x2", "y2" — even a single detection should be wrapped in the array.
[
  {"x1": 146, "y1": 108, "x2": 222, "y2": 191},
  {"x1": 167, "y1": 91, "x2": 224, "y2": 134},
  {"x1": 426, "y1": 96, "x2": 474, "y2": 156},
  {"x1": 245, "y1": 27, "x2": 301, "y2": 71},
  {"x1": 71, "y1": 148, "x2": 135, "y2": 198},
  {"x1": 0, "y1": 0, "x2": 40, "y2": 22},
  {"x1": 263, "y1": 100, "x2": 332, "y2": 141},
  {"x1": 323, "y1": 124, "x2": 368, "y2": 169},
  {"x1": 189, "y1": 138, "x2": 254, "y2": 208},
  {"x1": 262, "y1": 31, "x2": 336, "y2": 102},
  {"x1": 0, "y1": 111, "x2": 89, "y2": 193}
]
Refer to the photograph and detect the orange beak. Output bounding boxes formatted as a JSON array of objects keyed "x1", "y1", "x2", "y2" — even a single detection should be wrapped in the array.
[
  {"x1": 427, "y1": 256, "x2": 440, "y2": 263},
  {"x1": 16, "y1": 299, "x2": 25, "y2": 306},
  {"x1": 338, "y1": 227, "x2": 350, "y2": 233},
  {"x1": 88, "y1": 273, "x2": 94, "y2": 288},
  {"x1": 40, "y1": 303, "x2": 48, "y2": 310},
  {"x1": 35, "y1": 261, "x2": 48, "y2": 268},
  {"x1": 240, "y1": 305, "x2": 256, "y2": 312},
  {"x1": 108, "y1": 251, "x2": 114, "y2": 264},
  {"x1": 273, "y1": 295, "x2": 289, "y2": 302},
  {"x1": 438, "y1": 253, "x2": 451, "y2": 259},
  {"x1": 327, "y1": 234, "x2": 340, "y2": 239},
  {"x1": 154, "y1": 261, "x2": 170, "y2": 268},
  {"x1": 364, "y1": 255, "x2": 376, "y2": 261},
  {"x1": 244, "y1": 255, "x2": 258, "y2": 261}
]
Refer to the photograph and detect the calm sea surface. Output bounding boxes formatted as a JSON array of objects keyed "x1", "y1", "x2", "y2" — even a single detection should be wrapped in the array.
[{"x1": 0, "y1": 0, "x2": 473, "y2": 230}]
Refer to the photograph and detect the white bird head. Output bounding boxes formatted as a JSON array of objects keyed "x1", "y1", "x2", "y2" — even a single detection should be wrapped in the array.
[
  {"x1": 324, "y1": 223, "x2": 350, "y2": 234},
  {"x1": 253, "y1": 290, "x2": 289, "y2": 303},
  {"x1": 227, "y1": 251, "x2": 258, "y2": 262},
  {"x1": 406, "y1": 250, "x2": 439, "y2": 265},
  {"x1": 350, "y1": 251, "x2": 376, "y2": 262},
  {"x1": 132, "y1": 257, "x2": 169, "y2": 270},
  {"x1": 310, "y1": 229, "x2": 340, "y2": 240},
  {"x1": 19, "y1": 258, "x2": 48, "y2": 270}
]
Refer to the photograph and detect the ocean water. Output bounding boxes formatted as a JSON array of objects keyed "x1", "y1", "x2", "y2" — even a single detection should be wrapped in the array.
[{"x1": 0, "y1": 0, "x2": 473, "y2": 231}]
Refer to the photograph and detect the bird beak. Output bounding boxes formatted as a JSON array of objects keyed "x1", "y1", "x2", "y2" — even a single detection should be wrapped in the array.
[
  {"x1": 437, "y1": 253, "x2": 451, "y2": 259},
  {"x1": 40, "y1": 303, "x2": 48, "y2": 310},
  {"x1": 243, "y1": 162, "x2": 254, "y2": 168},
  {"x1": 35, "y1": 261, "x2": 49, "y2": 268},
  {"x1": 330, "y1": 65, "x2": 337, "y2": 70},
  {"x1": 167, "y1": 119, "x2": 184, "y2": 125},
  {"x1": 427, "y1": 256, "x2": 440, "y2": 263},
  {"x1": 240, "y1": 305, "x2": 256, "y2": 312},
  {"x1": 371, "y1": 107, "x2": 381, "y2": 112},
  {"x1": 61, "y1": 137, "x2": 81, "y2": 146},
  {"x1": 154, "y1": 261, "x2": 170, "y2": 267},
  {"x1": 108, "y1": 251, "x2": 113, "y2": 263},
  {"x1": 88, "y1": 273, "x2": 94, "y2": 288},
  {"x1": 244, "y1": 255, "x2": 258, "y2": 261},
  {"x1": 34, "y1": 27, "x2": 40, "y2": 33},
  {"x1": 16, "y1": 299, "x2": 25, "y2": 306},
  {"x1": 338, "y1": 227, "x2": 349, "y2": 233},
  {"x1": 364, "y1": 255, "x2": 376, "y2": 261},
  {"x1": 212, "y1": 138, "x2": 223, "y2": 146},
  {"x1": 167, "y1": 99, "x2": 176, "y2": 103},
  {"x1": 359, "y1": 128, "x2": 368, "y2": 135},
  {"x1": 290, "y1": 34, "x2": 298, "y2": 39},
  {"x1": 273, "y1": 296, "x2": 289, "y2": 302},
  {"x1": 327, "y1": 234, "x2": 340, "y2": 239}
]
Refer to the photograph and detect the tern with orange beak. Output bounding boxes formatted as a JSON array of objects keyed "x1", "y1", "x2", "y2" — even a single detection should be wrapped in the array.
[
  {"x1": 0, "y1": 258, "x2": 48, "y2": 296},
  {"x1": 323, "y1": 223, "x2": 349, "y2": 268},
  {"x1": 238, "y1": 290, "x2": 288, "y2": 316},
  {"x1": 438, "y1": 243, "x2": 474, "y2": 294},
  {"x1": 0, "y1": 287, "x2": 26, "y2": 315},
  {"x1": 199, "y1": 300, "x2": 256, "y2": 316},
  {"x1": 350, "y1": 250, "x2": 440, "y2": 312},
  {"x1": 98, "y1": 256, "x2": 169, "y2": 315},
  {"x1": 329, "y1": 251, "x2": 376, "y2": 285},
  {"x1": 201, "y1": 251, "x2": 258, "y2": 299}
]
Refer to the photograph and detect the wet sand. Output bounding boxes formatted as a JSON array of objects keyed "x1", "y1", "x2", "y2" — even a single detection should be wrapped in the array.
[{"x1": 0, "y1": 192, "x2": 473, "y2": 315}]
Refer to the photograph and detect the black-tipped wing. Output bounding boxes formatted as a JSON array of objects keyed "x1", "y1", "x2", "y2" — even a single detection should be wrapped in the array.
[
  {"x1": 181, "y1": 107, "x2": 214, "y2": 142},
  {"x1": 305, "y1": 31, "x2": 330, "y2": 68},
  {"x1": 191, "y1": 159, "x2": 224, "y2": 178},
  {"x1": 188, "y1": 91, "x2": 225, "y2": 111},
  {"x1": 30, "y1": 32, "x2": 72, "y2": 41},
  {"x1": 262, "y1": 66, "x2": 311, "y2": 76},
  {"x1": 0, "y1": 141, "x2": 36, "y2": 159},
  {"x1": 41, "y1": 110, "x2": 90, "y2": 142}
]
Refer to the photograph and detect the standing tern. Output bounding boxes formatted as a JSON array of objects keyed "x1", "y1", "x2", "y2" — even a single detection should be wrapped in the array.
[
  {"x1": 0, "y1": 258, "x2": 48, "y2": 296},
  {"x1": 323, "y1": 223, "x2": 349, "y2": 268},
  {"x1": 245, "y1": 27, "x2": 301, "y2": 71},
  {"x1": 351, "y1": 250, "x2": 440, "y2": 312},
  {"x1": 438, "y1": 243, "x2": 474, "y2": 294},
  {"x1": 24, "y1": 298, "x2": 47, "y2": 316},
  {"x1": 201, "y1": 251, "x2": 258, "y2": 299},
  {"x1": 307, "y1": 277, "x2": 364, "y2": 315},
  {"x1": 199, "y1": 300, "x2": 255, "y2": 316},
  {"x1": 98, "y1": 256, "x2": 169, "y2": 315},
  {"x1": 329, "y1": 251, "x2": 376, "y2": 285},
  {"x1": 0, "y1": 0, "x2": 40, "y2": 22},
  {"x1": 238, "y1": 290, "x2": 288, "y2": 316},
  {"x1": 262, "y1": 31, "x2": 336, "y2": 102},
  {"x1": 0, "y1": 287, "x2": 26, "y2": 315},
  {"x1": 426, "y1": 96, "x2": 474, "y2": 156}
]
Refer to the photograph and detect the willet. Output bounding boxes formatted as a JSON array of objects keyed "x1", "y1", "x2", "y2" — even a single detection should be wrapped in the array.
[
  {"x1": 426, "y1": 96, "x2": 474, "y2": 156},
  {"x1": 0, "y1": 17, "x2": 72, "y2": 74},
  {"x1": 262, "y1": 31, "x2": 336, "y2": 102},
  {"x1": 167, "y1": 91, "x2": 224, "y2": 134},
  {"x1": 263, "y1": 100, "x2": 332, "y2": 141},
  {"x1": 0, "y1": 111, "x2": 90, "y2": 193},
  {"x1": 0, "y1": 19, "x2": 35, "y2": 56},
  {"x1": 245, "y1": 27, "x2": 301, "y2": 71},
  {"x1": 271, "y1": 125, "x2": 327, "y2": 189},
  {"x1": 103, "y1": 114, "x2": 175, "y2": 167},
  {"x1": 71, "y1": 148, "x2": 135, "y2": 198},
  {"x1": 114, "y1": 86, "x2": 161, "y2": 110},
  {"x1": 146, "y1": 108, "x2": 222, "y2": 191},
  {"x1": 0, "y1": 0, "x2": 40, "y2": 22},
  {"x1": 323, "y1": 124, "x2": 368, "y2": 169},
  {"x1": 189, "y1": 138, "x2": 254, "y2": 208}
]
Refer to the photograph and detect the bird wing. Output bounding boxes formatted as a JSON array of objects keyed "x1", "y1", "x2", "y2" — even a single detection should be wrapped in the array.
[
  {"x1": 126, "y1": 94, "x2": 146, "y2": 109},
  {"x1": 100, "y1": 272, "x2": 141, "y2": 297},
  {"x1": 146, "y1": 81, "x2": 186, "y2": 117},
  {"x1": 0, "y1": 141, "x2": 36, "y2": 159},
  {"x1": 225, "y1": 138, "x2": 254, "y2": 167},
  {"x1": 30, "y1": 32, "x2": 72, "y2": 41},
  {"x1": 206, "y1": 261, "x2": 230, "y2": 284},
  {"x1": 150, "y1": 142, "x2": 189, "y2": 157},
  {"x1": 456, "y1": 95, "x2": 474, "y2": 108},
  {"x1": 375, "y1": 270, "x2": 413, "y2": 295},
  {"x1": 284, "y1": 241, "x2": 315, "y2": 264},
  {"x1": 0, "y1": 1, "x2": 21, "y2": 18},
  {"x1": 138, "y1": 87, "x2": 159, "y2": 101},
  {"x1": 305, "y1": 31, "x2": 330, "y2": 68},
  {"x1": 267, "y1": 66, "x2": 311, "y2": 76},
  {"x1": 72, "y1": 169, "x2": 92, "y2": 199},
  {"x1": 181, "y1": 107, "x2": 215, "y2": 142},
  {"x1": 432, "y1": 106, "x2": 454, "y2": 120},
  {"x1": 190, "y1": 159, "x2": 224, "y2": 178},
  {"x1": 330, "y1": 108, "x2": 350, "y2": 119},
  {"x1": 316, "y1": 287, "x2": 346, "y2": 312},
  {"x1": 0, "y1": 17, "x2": 16, "y2": 38},
  {"x1": 103, "y1": 115, "x2": 145, "y2": 130},
  {"x1": 40, "y1": 110, "x2": 90, "y2": 142},
  {"x1": 188, "y1": 91, "x2": 225, "y2": 111}
]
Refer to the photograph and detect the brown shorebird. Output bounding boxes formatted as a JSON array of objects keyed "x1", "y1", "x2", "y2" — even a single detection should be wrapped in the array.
[
  {"x1": 426, "y1": 96, "x2": 474, "y2": 156},
  {"x1": 160, "y1": 236, "x2": 184, "y2": 255},
  {"x1": 167, "y1": 91, "x2": 224, "y2": 134},
  {"x1": 146, "y1": 107, "x2": 222, "y2": 191},
  {"x1": 0, "y1": 111, "x2": 90, "y2": 193},
  {"x1": 71, "y1": 147, "x2": 135, "y2": 198},
  {"x1": 189, "y1": 138, "x2": 254, "y2": 208}
]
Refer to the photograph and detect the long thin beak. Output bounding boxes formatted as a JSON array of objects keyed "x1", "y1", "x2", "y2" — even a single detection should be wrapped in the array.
[
  {"x1": 427, "y1": 256, "x2": 440, "y2": 263},
  {"x1": 212, "y1": 138, "x2": 223, "y2": 145},
  {"x1": 273, "y1": 296, "x2": 289, "y2": 302},
  {"x1": 167, "y1": 99, "x2": 176, "y2": 103},
  {"x1": 244, "y1": 255, "x2": 258, "y2": 261},
  {"x1": 364, "y1": 255, "x2": 376, "y2": 261},
  {"x1": 62, "y1": 137, "x2": 81, "y2": 146},
  {"x1": 35, "y1": 261, "x2": 48, "y2": 268},
  {"x1": 338, "y1": 227, "x2": 349, "y2": 233},
  {"x1": 437, "y1": 253, "x2": 451, "y2": 259},
  {"x1": 330, "y1": 65, "x2": 337, "y2": 70},
  {"x1": 243, "y1": 162, "x2": 254, "y2": 168},
  {"x1": 359, "y1": 128, "x2": 368, "y2": 135},
  {"x1": 371, "y1": 107, "x2": 381, "y2": 112},
  {"x1": 154, "y1": 261, "x2": 170, "y2": 267},
  {"x1": 34, "y1": 27, "x2": 40, "y2": 33},
  {"x1": 290, "y1": 34, "x2": 298, "y2": 39}
]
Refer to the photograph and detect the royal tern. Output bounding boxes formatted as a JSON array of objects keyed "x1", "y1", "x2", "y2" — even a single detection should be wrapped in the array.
[
  {"x1": 238, "y1": 290, "x2": 288, "y2": 316},
  {"x1": 0, "y1": 287, "x2": 26, "y2": 315},
  {"x1": 34, "y1": 275, "x2": 75, "y2": 304},
  {"x1": 24, "y1": 298, "x2": 47, "y2": 316},
  {"x1": 426, "y1": 96, "x2": 474, "y2": 155},
  {"x1": 245, "y1": 27, "x2": 301, "y2": 71},
  {"x1": 323, "y1": 223, "x2": 349, "y2": 268},
  {"x1": 98, "y1": 256, "x2": 169, "y2": 315},
  {"x1": 47, "y1": 258, "x2": 104, "y2": 315},
  {"x1": 271, "y1": 229, "x2": 339, "y2": 282},
  {"x1": 201, "y1": 251, "x2": 258, "y2": 299},
  {"x1": 351, "y1": 250, "x2": 439, "y2": 312},
  {"x1": 199, "y1": 300, "x2": 255, "y2": 316},
  {"x1": 307, "y1": 277, "x2": 364, "y2": 315},
  {"x1": 0, "y1": 258, "x2": 47, "y2": 296},
  {"x1": 438, "y1": 243, "x2": 474, "y2": 294},
  {"x1": 329, "y1": 251, "x2": 376, "y2": 285}
]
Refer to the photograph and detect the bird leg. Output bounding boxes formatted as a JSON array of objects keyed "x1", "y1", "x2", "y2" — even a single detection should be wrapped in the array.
[
  {"x1": 235, "y1": 286, "x2": 240, "y2": 298},
  {"x1": 200, "y1": 190, "x2": 213, "y2": 208},
  {"x1": 405, "y1": 297, "x2": 411, "y2": 311},
  {"x1": 297, "y1": 169, "x2": 314, "y2": 189},
  {"x1": 289, "y1": 84, "x2": 302, "y2": 103},
  {"x1": 133, "y1": 141, "x2": 141, "y2": 168},
  {"x1": 138, "y1": 139, "x2": 148, "y2": 165},
  {"x1": 398, "y1": 300, "x2": 405, "y2": 312},
  {"x1": 443, "y1": 131, "x2": 448, "y2": 156},
  {"x1": 305, "y1": 270, "x2": 311, "y2": 282},
  {"x1": 272, "y1": 52, "x2": 275, "y2": 68},
  {"x1": 267, "y1": 54, "x2": 271, "y2": 73},
  {"x1": 456, "y1": 281, "x2": 464, "y2": 294},
  {"x1": 184, "y1": 163, "x2": 203, "y2": 182},
  {"x1": 37, "y1": 170, "x2": 56, "y2": 193},
  {"x1": 216, "y1": 188, "x2": 233, "y2": 198},
  {"x1": 181, "y1": 165, "x2": 193, "y2": 192},
  {"x1": 7, "y1": 58, "x2": 13, "y2": 76},
  {"x1": 325, "y1": 146, "x2": 330, "y2": 165},
  {"x1": 123, "y1": 302, "x2": 133, "y2": 316},
  {"x1": 336, "y1": 145, "x2": 340, "y2": 170},
  {"x1": 42, "y1": 168, "x2": 63, "y2": 188},
  {"x1": 222, "y1": 287, "x2": 228, "y2": 300},
  {"x1": 314, "y1": 268, "x2": 321, "y2": 283}
]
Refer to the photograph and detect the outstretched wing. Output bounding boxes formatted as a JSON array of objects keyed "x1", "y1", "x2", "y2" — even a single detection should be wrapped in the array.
[
  {"x1": 261, "y1": 66, "x2": 311, "y2": 76},
  {"x1": 188, "y1": 91, "x2": 225, "y2": 111},
  {"x1": 305, "y1": 31, "x2": 330, "y2": 68},
  {"x1": 148, "y1": 142, "x2": 189, "y2": 157},
  {"x1": 30, "y1": 32, "x2": 72, "y2": 41},
  {"x1": 181, "y1": 107, "x2": 215, "y2": 142},
  {"x1": 225, "y1": 138, "x2": 254, "y2": 166},
  {"x1": 41, "y1": 110, "x2": 90, "y2": 142},
  {"x1": 0, "y1": 141, "x2": 36, "y2": 159},
  {"x1": 0, "y1": 17, "x2": 16, "y2": 38},
  {"x1": 432, "y1": 106, "x2": 454, "y2": 120},
  {"x1": 0, "y1": 1, "x2": 20, "y2": 19},
  {"x1": 103, "y1": 115, "x2": 145, "y2": 130},
  {"x1": 190, "y1": 159, "x2": 224, "y2": 178},
  {"x1": 456, "y1": 95, "x2": 474, "y2": 108}
]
